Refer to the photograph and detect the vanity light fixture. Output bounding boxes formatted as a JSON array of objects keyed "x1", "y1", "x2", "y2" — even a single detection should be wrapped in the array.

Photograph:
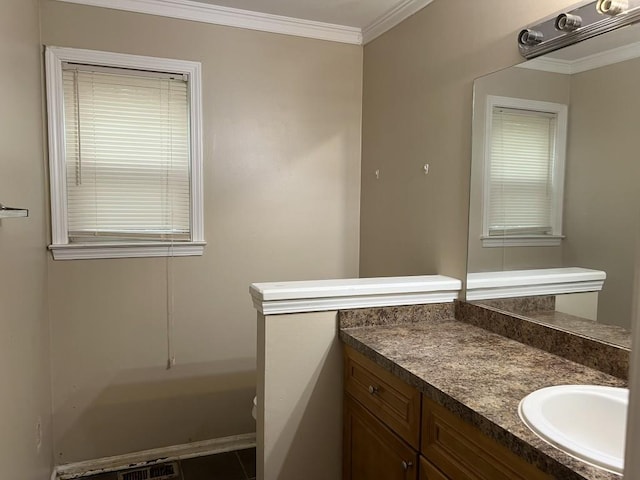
[
  {"x1": 597, "y1": 0, "x2": 629, "y2": 15},
  {"x1": 518, "y1": 0, "x2": 640, "y2": 58},
  {"x1": 518, "y1": 29, "x2": 544, "y2": 46},
  {"x1": 555, "y1": 13, "x2": 583, "y2": 31}
]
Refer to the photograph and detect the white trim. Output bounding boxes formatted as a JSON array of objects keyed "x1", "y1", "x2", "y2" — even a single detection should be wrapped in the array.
[
  {"x1": 49, "y1": 242, "x2": 206, "y2": 260},
  {"x1": 251, "y1": 275, "x2": 461, "y2": 301},
  {"x1": 466, "y1": 268, "x2": 606, "y2": 301},
  {"x1": 465, "y1": 281, "x2": 605, "y2": 301},
  {"x1": 54, "y1": 433, "x2": 256, "y2": 479},
  {"x1": 481, "y1": 235, "x2": 564, "y2": 247},
  {"x1": 518, "y1": 40, "x2": 640, "y2": 74},
  {"x1": 188, "y1": 57, "x2": 205, "y2": 244},
  {"x1": 250, "y1": 275, "x2": 462, "y2": 315},
  {"x1": 45, "y1": 46, "x2": 205, "y2": 260},
  {"x1": 254, "y1": 292, "x2": 461, "y2": 315},
  {"x1": 482, "y1": 95, "x2": 568, "y2": 243},
  {"x1": 362, "y1": 0, "x2": 434, "y2": 44},
  {"x1": 517, "y1": 57, "x2": 574, "y2": 75},
  {"x1": 45, "y1": 48, "x2": 69, "y2": 246},
  {"x1": 55, "y1": 0, "x2": 362, "y2": 44}
]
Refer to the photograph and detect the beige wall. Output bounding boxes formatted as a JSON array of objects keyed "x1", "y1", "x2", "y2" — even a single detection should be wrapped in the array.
[
  {"x1": 359, "y1": 0, "x2": 578, "y2": 280},
  {"x1": 258, "y1": 311, "x2": 342, "y2": 480},
  {"x1": 40, "y1": 0, "x2": 362, "y2": 463},
  {"x1": 468, "y1": 67, "x2": 570, "y2": 273},
  {"x1": 0, "y1": 0, "x2": 53, "y2": 478},
  {"x1": 563, "y1": 58, "x2": 640, "y2": 328}
]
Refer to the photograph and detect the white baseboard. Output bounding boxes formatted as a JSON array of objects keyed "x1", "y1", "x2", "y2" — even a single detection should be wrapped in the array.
[{"x1": 53, "y1": 433, "x2": 256, "y2": 479}]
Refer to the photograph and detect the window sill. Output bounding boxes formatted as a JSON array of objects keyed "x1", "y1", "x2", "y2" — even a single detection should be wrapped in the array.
[
  {"x1": 49, "y1": 241, "x2": 206, "y2": 260},
  {"x1": 481, "y1": 235, "x2": 564, "y2": 248}
]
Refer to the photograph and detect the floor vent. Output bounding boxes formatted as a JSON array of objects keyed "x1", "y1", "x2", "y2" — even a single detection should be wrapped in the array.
[{"x1": 117, "y1": 462, "x2": 179, "y2": 480}]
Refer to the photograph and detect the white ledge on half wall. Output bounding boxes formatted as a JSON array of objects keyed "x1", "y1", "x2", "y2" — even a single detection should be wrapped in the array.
[
  {"x1": 250, "y1": 275, "x2": 462, "y2": 315},
  {"x1": 466, "y1": 267, "x2": 606, "y2": 301}
]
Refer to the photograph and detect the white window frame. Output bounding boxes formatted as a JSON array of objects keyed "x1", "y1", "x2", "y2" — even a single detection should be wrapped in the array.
[
  {"x1": 481, "y1": 95, "x2": 568, "y2": 248},
  {"x1": 45, "y1": 46, "x2": 205, "y2": 260}
]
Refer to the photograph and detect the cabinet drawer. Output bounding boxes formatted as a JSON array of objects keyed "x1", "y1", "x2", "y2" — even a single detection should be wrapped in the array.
[
  {"x1": 344, "y1": 345, "x2": 421, "y2": 449},
  {"x1": 419, "y1": 457, "x2": 449, "y2": 480},
  {"x1": 421, "y1": 397, "x2": 552, "y2": 480},
  {"x1": 344, "y1": 395, "x2": 418, "y2": 480}
]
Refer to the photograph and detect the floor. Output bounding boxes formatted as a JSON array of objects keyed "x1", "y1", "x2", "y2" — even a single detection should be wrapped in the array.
[{"x1": 84, "y1": 448, "x2": 256, "y2": 480}]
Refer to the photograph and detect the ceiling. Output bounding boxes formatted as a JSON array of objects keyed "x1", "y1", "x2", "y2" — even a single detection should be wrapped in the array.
[{"x1": 191, "y1": 0, "x2": 405, "y2": 29}]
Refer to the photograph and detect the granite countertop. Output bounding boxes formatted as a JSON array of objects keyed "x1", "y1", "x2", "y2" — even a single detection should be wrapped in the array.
[
  {"x1": 477, "y1": 297, "x2": 632, "y2": 350},
  {"x1": 525, "y1": 311, "x2": 631, "y2": 349},
  {"x1": 339, "y1": 313, "x2": 627, "y2": 480}
]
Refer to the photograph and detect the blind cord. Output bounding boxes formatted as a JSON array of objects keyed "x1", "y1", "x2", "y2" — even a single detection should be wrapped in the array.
[{"x1": 166, "y1": 247, "x2": 176, "y2": 370}]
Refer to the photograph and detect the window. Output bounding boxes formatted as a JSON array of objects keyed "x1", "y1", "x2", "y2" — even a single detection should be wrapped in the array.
[
  {"x1": 482, "y1": 96, "x2": 568, "y2": 247},
  {"x1": 45, "y1": 47, "x2": 204, "y2": 260}
]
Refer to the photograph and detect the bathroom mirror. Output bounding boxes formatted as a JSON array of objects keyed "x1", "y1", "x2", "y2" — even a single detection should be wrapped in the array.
[{"x1": 466, "y1": 20, "x2": 640, "y2": 347}]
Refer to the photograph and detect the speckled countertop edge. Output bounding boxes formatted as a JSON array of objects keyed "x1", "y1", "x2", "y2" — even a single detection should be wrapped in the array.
[
  {"x1": 340, "y1": 316, "x2": 626, "y2": 480},
  {"x1": 339, "y1": 303, "x2": 454, "y2": 328},
  {"x1": 456, "y1": 301, "x2": 630, "y2": 380}
]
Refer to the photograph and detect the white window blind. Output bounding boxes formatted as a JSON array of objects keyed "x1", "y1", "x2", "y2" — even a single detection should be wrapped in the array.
[
  {"x1": 62, "y1": 64, "x2": 191, "y2": 242},
  {"x1": 488, "y1": 107, "x2": 557, "y2": 236}
]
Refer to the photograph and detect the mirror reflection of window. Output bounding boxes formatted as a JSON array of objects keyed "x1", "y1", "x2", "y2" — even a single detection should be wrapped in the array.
[
  {"x1": 490, "y1": 108, "x2": 557, "y2": 236},
  {"x1": 482, "y1": 96, "x2": 567, "y2": 247}
]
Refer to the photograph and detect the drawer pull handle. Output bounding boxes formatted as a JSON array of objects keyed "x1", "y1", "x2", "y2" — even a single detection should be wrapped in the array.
[
  {"x1": 401, "y1": 460, "x2": 413, "y2": 471},
  {"x1": 368, "y1": 385, "x2": 379, "y2": 395}
]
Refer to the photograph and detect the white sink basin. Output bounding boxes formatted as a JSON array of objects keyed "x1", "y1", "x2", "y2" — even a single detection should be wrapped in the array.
[{"x1": 518, "y1": 385, "x2": 628, "y2": 475}]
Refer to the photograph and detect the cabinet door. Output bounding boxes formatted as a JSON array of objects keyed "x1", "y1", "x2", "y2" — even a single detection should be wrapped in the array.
[
  {"x1": 420, "y1": 457, "x2": 450, "y2": 480},
  {"x1": 344, "y1": 395, "x2": 418, "y2": 480},
  {"x1": 344, "y1": 345, "x2": 422, "y2": 448},
  {"x1": 421, "y1": 397, "x2": 552, "y2": 480}
]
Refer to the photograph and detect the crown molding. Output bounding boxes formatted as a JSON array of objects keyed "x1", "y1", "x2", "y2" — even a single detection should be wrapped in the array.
[
  {"x1": 517, "y1": 56, "x2": 574, "y2": 74},
  {"x1": 56, "y1": 0, "x2": 436, "y2": 46},
  {"x1": 55, "y1": 0, "x2": 363, "y2": 45},
  {"x1": 362, "y1": 0, "x2": 435, "y2": 44},
  {"x1": 518, "y1": 40, "x2": 640, "y2": 74}
]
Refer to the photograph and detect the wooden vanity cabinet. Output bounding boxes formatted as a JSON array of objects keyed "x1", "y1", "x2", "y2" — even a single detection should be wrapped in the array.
[
  {"x1": 343, "y1": 345, "x2": 552, "y2": 480},
  {"x1": 420, "y1": 457, "x2": 449, "y2": 480},
  {"x1": 344, "y1": 395, "x2": 418, "y2": 480},
  {"x1": 343, "y1": 346, "x2": 421, "y2": 480},
  {"x1": 344, "y1": 346, "x2": 421, "y2": 449},
  {"x1": 421, "y1": 397, "x2": 552, "y2": 480}
]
